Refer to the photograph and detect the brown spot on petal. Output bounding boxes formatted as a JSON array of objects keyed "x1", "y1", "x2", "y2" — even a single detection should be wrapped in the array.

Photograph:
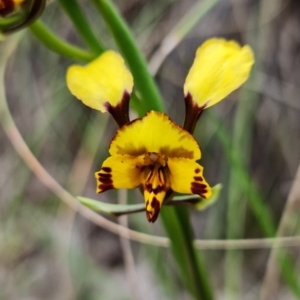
[
  {"x1": 99, "y1": 177, "x2": 113, "y2": 184},
  {"x1": 146, "y1": 197, "x2": 161, "y2": 223},
  {"x1": 191, "y1": 182, "x2": 208, "y2": 197},
  {"x1": 152, "y1": 185, "x2": 164, "y2": 195},
  {"x1": 193, "y1": 176, "x2": 203, "y2": 182},
  {"x1": 102, "y1": 167, "x2": 112, "y2": 173},
  {"x1": 151, "y1": 197, "x2": 158, "y2": 208},
  {"x1": 99, "y1": 173, "x2": 112, "y2": 179},
  {"x1": 145, "y1": 183, "x2": 152, "y2": 193},
  {"x1": 195, "y1": 168, "x2": 201, "y2": 174},
  {"x1": 98, "y1": 183, "x2": 114, "y2": 192},
  {"x1": 146, "y1": 207, "x2": 160, "y2": 223}
]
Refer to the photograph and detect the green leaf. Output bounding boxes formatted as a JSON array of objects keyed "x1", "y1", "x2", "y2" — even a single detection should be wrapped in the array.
[
  {"x1": 78, "y1": 196, "x2": 145, "y2": 216},
  {"x1": 59, "y1": 0, "x2": 105, "y2": 54},
  {"x1": 78, "y1": 184, "x2": 222, "y2": 217}
]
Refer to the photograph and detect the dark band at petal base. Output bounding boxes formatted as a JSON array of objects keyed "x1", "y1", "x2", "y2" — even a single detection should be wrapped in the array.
[
  {"x1": 183, "y1": 93, "x2": 206, "y2": 134},
  {"x1": 104, "y1": 91, "x2": 131, "y2": 128}
]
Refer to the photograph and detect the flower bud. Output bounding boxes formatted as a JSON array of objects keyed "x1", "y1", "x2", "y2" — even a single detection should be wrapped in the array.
[{"x1": 0, "y1": 0, "x2": 46, "y2": 34}]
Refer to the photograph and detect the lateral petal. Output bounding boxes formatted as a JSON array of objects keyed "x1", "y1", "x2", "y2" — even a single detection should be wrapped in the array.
[
  {"x1": 109, "y1": 111, "x2": 201, "y2": 160},
  {"x1": 67, "y1": 51, "x2": 133, "y2": 112},
  {"x1": 184, "y1": 38, "x2": 254, "y2": 109},
  {"x1": 168, "y1": 158, "x2": 212, "y2": 199},
  {"x1": 95, "y1": 155, "x2": 142, "y2": 193}
]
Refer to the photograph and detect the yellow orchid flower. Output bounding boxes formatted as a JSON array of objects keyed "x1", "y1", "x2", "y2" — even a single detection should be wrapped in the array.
[
  {"x1": 66, "y1": 38, "x2": 254, "y2": 222},
  {"x1": 95, "y1": 110, "x2": 211, "y2": 222}
]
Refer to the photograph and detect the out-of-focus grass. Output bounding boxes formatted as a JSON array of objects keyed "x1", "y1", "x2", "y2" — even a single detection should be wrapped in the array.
[{"x1": 1, "y1": 0, "x2": 300, "y2": 300}]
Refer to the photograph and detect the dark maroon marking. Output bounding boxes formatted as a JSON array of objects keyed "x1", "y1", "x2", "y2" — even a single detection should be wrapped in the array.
[
  {"x1": 104, "y1": 91, "x2": 131, "y2": 128},
  {"x1": 102, "y1": 167, "x2": 112, "y2": 173},
  {"x1": 146, "y1": 199, "x2": 161, "y2": 223},
  {"x1": 152, "y1": 185, "x2": 164, "y2": 195},
  {"x1": 151, "y1": 197, "x2": 158, "y2": 208},
  {"x1": 191, "y1": 182, "x2": 208, "y2": 196},
  {"x1": 99, "y1": 177, "x2": 113, "y2": 184},
  {"x1": 191, "y1": 182, "x2": 207, "y2": 189},
  {"x1": 145, "y1": 183, "x2": 152, "y2": 192},
  {"x1": 0, "y1": 0, "x2": 14, "y2": 17},
  {"x1": 146, "y1": 200, "x2": 149, "y2": 207},
  {"x1": 193, "y1": 176, "x2": 203, "y2": 182},
  {"x1": 99, "y1": 173, "x2": 112, "y2": 179},
  {"x1": 195, "y1": 168, "x2": 200, "y2": 174},
  {"x1": 98, "y1": 183, "x2": 114, "y2": 192},
  {"x1": 183, "y1": 93, "x2": 206, "y2": 134}
]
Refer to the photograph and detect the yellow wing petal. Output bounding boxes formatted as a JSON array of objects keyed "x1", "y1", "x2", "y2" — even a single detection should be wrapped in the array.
[
  {"x1": 184, "y1": 38, "x2": 254, "y2": 108},
  {"x1": 168, "y1": 157, "x2": 212, "y2": 199},
  {"x1": 95, "y1": 155, "x2": 142, "y2": 193},
  {"x1": 66, "y1": 51, "x2": 133, "y2": 112},
  {"x1": 109, "y1": 111, "x2": 201, "y2": 160}
]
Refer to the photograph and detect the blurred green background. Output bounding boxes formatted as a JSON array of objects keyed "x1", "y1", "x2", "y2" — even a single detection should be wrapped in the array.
[{"x1": 1, "y1": 0, "x2": 300, "y2": 299}]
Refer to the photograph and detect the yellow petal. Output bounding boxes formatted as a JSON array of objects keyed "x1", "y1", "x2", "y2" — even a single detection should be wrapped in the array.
[
  {"x1": 109, "y1": 111, "x2": 201, "y2": 160},
  {"x1": 184, "y1": 38, "x2": 254, "y2": 108},
  {"x1": 66, "y1": 51, "x2": 133, "y2": 112},
  {"x1": 95, "y1": 155, "x2": 142, "y2": 193},
  {"x1": 168, "y1": 158, "x2": 212, "y2": 199}
]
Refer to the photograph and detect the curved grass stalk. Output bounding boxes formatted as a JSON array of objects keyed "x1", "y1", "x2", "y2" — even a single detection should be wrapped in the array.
[
  {"x1": 59, "y1": 0, "x2": 105, "y2": 54},
  {"x1": 91, "y1": 0, "x2": 165, "y2": 112},
  {"x1": 29, "y1": 20, "x2": 96, "y2": 62}
]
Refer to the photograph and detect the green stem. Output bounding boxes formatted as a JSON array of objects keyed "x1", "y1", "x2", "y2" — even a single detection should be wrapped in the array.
[
  {"x1": 161, "y1": 207, "x2": 213, "y2": 300},
  {"x1": 59, "y1": 0, "x2": 105, "y2": 54},
  {"x1": 29, "y1": 20, "x2": 96, "y2": 62},
  {"x1": 91, "y1": 0, "x2": 165, "y2": 112}
]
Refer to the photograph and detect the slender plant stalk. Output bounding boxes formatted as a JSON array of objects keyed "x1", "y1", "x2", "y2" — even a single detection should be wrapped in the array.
[
  {"x1": 29, "y1": 20, "x2": 96, "y2": 62},
  {"x1": 91, "y1": 0, "x2": 165, "y2": 112},
  {"x1": 91, "y1": 0, "x2": 213, "y2": 298},
  {"x1": 59, "y1": 0, "x2": 105, "y2": 54}
]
